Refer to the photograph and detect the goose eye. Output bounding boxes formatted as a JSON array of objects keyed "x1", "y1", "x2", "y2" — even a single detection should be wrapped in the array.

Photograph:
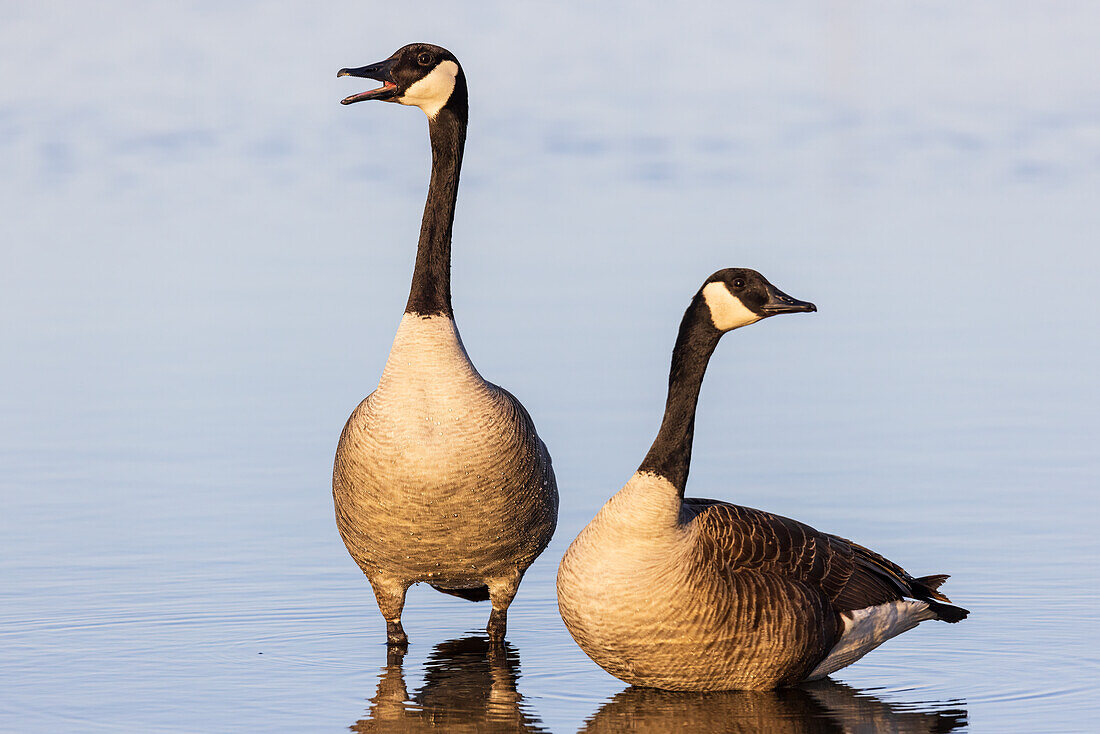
[
  {"x1": 732, "y1": 278, "x2": 745, "y2": 289},
  {"x1": 417, "y1": 52, "x2": 433, "y2": 67}
]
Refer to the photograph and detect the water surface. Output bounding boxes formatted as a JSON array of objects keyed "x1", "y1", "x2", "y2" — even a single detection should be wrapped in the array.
[{"x1": 2, "y1": 3, "x2": 1098, "y2": 732}]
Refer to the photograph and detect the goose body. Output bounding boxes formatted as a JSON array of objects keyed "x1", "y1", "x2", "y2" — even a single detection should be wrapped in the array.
[
  {"x1": 334, "y1": 44, "x2": 557, "y2": 645},
  {"x1": 557, "y1": 269, "x2": 967, "y2": 690}
]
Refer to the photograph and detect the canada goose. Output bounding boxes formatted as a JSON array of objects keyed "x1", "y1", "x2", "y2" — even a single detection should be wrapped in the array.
[
  {"x1": 333, "y1": 43, "x2": 558, "y2": 646},
  {"x1": 557, "y1": 268, "x2": 967, "y2": 690}
]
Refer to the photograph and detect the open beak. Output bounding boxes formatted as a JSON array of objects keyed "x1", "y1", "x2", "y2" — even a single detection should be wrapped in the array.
[
  {"x1": 338, "y1": 58, "x2": 399, "y2": 104},
  {"x1": 760, "y1": 283, "x2": 817, "y2": 315}
]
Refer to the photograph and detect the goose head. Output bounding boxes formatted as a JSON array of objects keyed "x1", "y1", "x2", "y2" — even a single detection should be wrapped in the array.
[
  {"x1": 700, "y1": 268, "x2": 816, "y2": 332},
  {"x1": 338, "y1": 43, "x2": 466, "y2": 119}
]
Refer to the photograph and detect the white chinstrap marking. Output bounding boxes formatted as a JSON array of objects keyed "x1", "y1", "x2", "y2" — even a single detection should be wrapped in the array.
[
  {"x1": 805, "y1": 600, "x2": 936, "y2": 680},
  {"x1": 398, "y1": 60, "x2": 459, "y2": 119},
  {"x1": 702, "y1": 281, "x2": 761, "y2": 331}
]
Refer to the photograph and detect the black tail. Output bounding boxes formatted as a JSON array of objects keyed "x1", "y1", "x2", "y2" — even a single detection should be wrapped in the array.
[
  {"x1": 913, "y1": 574, "x2": 968, "y2": 622},
  {"x1": 430, "y1": 584, "x2": 490, "y2": 602},
  {"x1": 927, "y1": 598, "x2": 969, "y2": 623}
]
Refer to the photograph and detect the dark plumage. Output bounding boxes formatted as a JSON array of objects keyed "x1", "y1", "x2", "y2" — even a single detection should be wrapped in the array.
[{"x1": 684, "y1": 500, "x2": 968, "y2": 622}]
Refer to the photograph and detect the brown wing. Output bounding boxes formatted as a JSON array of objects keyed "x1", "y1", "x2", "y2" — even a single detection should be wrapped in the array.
[{"x1": 685, "y1": 499, "x2": 960, "y2": 615}]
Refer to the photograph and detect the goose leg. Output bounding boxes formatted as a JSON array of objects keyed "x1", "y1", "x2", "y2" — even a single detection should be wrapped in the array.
[
  {"x1": 485, "y1": 570, "x2": 523, "y2": 643},
  {"x1": 369, "y1": 576, "x2": 410, "y2": 647}
]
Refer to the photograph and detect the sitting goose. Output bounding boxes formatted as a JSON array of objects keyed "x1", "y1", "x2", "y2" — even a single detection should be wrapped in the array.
[
  {"x1": 557, "y1": 269, "x2": 967, "y2": 690},
  {"x1": 333, "y1": 44, "x2": 558, "y2": 645}
]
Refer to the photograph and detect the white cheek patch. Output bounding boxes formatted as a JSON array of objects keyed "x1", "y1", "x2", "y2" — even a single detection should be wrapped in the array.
[
  {"x1": 701, "y1": 281, "x2": 761, "y2": 331},
  {"x1": 398, "y1": 60, "x2": 459, "y2": 119}
]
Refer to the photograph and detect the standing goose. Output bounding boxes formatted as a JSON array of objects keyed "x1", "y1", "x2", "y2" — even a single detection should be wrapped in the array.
[
  {"x1": 557, "y1": 269, "x2": 967, "y2": 690},
  {"x1": 334, "y1": 44, "x2": 558, "y2": 645}
]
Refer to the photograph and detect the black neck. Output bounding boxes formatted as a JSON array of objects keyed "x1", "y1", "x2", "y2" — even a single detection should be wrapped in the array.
[
  {"x1": 405, "y1": 98, "x2": 467, "y2": 317},
  {"x1": 638, "y1": 293, "x2": 723, "y2": 495}
]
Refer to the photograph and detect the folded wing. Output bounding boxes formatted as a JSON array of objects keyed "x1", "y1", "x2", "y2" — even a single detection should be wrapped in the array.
[{"x1": 684, "y1": 499, "x2": 967, "y2": 622}]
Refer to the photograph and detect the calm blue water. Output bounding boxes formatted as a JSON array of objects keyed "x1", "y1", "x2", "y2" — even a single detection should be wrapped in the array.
[{"x1": 2, "y1": 3, "x2": 1098, "y2": 732}]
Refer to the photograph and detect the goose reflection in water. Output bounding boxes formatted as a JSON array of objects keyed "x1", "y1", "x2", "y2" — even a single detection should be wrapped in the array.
[
  {"x1": 350, "y1": 635, "x2": 547, "y2": 733},
  {"x1": 580, "y1": 681, "x2": 966, "y2": 734}
]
